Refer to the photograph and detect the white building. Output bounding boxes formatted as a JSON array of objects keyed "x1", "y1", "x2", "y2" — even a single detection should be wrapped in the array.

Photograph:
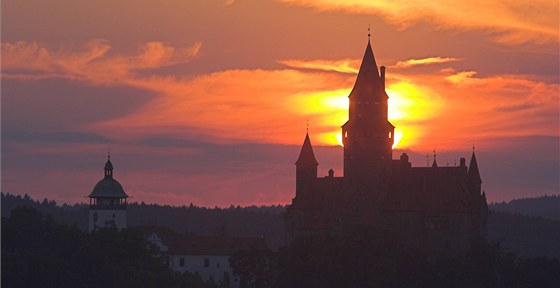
[
  {"x1": 141, "y1": 225, "x2": 266, "y2": 287},
  {"x1": 88, "y1": 156, "x2": 128, "y2": 231}
]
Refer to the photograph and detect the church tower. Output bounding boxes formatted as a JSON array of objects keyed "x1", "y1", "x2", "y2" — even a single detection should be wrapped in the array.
[
  {"x1": 88, "y1": 155, "x2": 128, "y2": 232},
  {"x1": 342, "y1": 34, "x2": 394, "y2": 191},
  {"x1": 295, "y1": 132, "x2": 318, "y2": 197}
]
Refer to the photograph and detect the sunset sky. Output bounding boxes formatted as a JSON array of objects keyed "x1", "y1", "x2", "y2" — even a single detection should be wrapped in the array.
[{"x1": 2, "y1": 0, "x2": 558, "y2": 206}]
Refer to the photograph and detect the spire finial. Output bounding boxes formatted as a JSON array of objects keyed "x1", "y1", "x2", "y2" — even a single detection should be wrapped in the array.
[
  {"x1": 306, "y1": 120, "x2": 309, "y2": 133},
  {"x1": 108, "y1": 147, "x2": 111, "y2": 160},
  {"x1": 368, "y1": 24, "x2": 371, "y2": 40}
]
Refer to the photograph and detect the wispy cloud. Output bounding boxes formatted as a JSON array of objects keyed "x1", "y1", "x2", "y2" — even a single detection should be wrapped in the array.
[
  {"x1": 392, "y1": 57, "x2": 463, "y2": 69},
  {"x1": 445, "y1": 71, "x2": 478, "y2": 85},
  {"x1": 279, "y1": 59, "x2": 360, "y2": 73},
  {"x1": 279, "y1": 0, "x2": 559, "y2": 44},
  {"x1": 1, "y1": 40, "x2": 202, "y2": 84}
]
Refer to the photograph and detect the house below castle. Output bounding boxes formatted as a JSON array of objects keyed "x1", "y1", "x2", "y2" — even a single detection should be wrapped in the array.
[
  {"x1": 139, "y1": 225, "x2": 267, "y2": 288},
  {"x1": 285, "y1": 35, "x2": 488, "y2": 256}
]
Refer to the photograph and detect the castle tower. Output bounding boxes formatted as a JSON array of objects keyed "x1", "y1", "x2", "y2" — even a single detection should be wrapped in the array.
[
  {"x1": 88, "y1": 155, "x2": 128, "y2": 232},
  {"x1": 341, "y1": 35, "x2": 394, "y2": 191},
  {"x1": 295, "y1": 132, "x2": 318, "y2": 197}
]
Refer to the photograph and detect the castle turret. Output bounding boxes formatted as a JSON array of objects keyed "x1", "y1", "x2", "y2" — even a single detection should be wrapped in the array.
[
  {"x1": 467, "y1": 150, "x2": 482, "y2": 195},
  {"x1": 295, "y1": 132, "x2": 318, "y2": 197},
  {"x1": 88, "y1": 155, "x2": 128, "y2": 232},
  {"x1": 341, "y1": 35, "x2": 394, "y2": 192}
]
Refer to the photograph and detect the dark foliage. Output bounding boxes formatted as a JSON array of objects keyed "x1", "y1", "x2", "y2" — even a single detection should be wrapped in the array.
[
  {"x1": 1, "y1": 207, "x2": 216, "y2": 288},
  {"x1": 230, "y1": 247, "x2": 277, "y2": 288},
  {"x1": 3, "y1": 192, "x2": 560, "y2": 257},
  {"x1": 1, "y1": 192, "x2": 287, "y2": 250},
  {"x1": 487, "y1": 211, "x2": 560, "y2": 259},
  {"x1": 230, "y1": 229, "x2": 560, "y2": 288}
]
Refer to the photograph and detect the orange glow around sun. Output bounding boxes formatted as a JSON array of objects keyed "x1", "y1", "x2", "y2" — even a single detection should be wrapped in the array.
[{"x1": 292, "y1": 80, "x2": 443, "y2": 149}]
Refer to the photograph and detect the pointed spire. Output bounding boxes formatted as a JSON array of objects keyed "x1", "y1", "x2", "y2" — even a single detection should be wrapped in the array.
[
  {"x1": 295, "y1": 132, "x2": 319, "y2": 166},
  {"x1": 348, "y1": 30, "x2": 381, "y2": 98},
  {"x1": 467, "y1": 149, "x2": 482, "y2": 184},
  {"x1": 432, "y1": 150, "x2": 438, "y2": 168}
]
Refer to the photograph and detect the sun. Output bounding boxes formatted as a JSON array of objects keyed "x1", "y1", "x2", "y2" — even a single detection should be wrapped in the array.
[
  {"x1": 336, "y1": 133, "x2": 344, "y2": 147},
  {"x1": 392, "y1": 129, "x2": 403, "y2": 149}
]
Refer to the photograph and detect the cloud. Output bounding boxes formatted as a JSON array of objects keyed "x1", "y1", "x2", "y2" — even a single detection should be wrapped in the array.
[
  {"x1": 1, "y1": 40, "x2": 202, "y2": 85},
  {"x1": 278, "y1": 0, "x2": 559, "y2": 44},
  {"x1": 392, "y1": 57, "x2": 463, "y2": 69},
  {"x1": 278, "y1": 59, "x2": 359, "y2": 73},
  {"x1": 3, "y1": 41, "x2": 558, "y2": 153},
  {"x1": 445, "y1": 71, "x2": 478, "y2": 85}
]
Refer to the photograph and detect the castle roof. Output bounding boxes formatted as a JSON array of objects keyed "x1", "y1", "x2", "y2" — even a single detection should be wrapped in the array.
[
  {"x1": 295, "y1": 132, "x2": 319, "y2": 166},
  {"x1": 384, "y1": 165, "x2": 476, "y2": 214},
  {"x1": 348, "y1": 39, "x2": 381, "y2": 99},
  {"x1": 467, "y1": 151, "x2": 482, "y2": 184}
]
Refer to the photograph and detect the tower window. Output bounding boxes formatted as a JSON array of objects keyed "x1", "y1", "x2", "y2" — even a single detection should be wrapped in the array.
[
  {"x1": 179, "y1": 258, "x2": 185, "y2": 267},
  {"x1": 204, "y1": 258, "x2": 210, "y2": 267}
]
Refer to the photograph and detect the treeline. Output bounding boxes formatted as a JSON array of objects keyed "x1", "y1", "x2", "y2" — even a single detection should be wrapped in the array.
[
  {"x1": 3, "y1": 192, "x2": 560, "y2": 255},
  {"x1": 1, "y1": 193, "x2": 287, "y2": 250},
  {"x1": 229, "y1": 228, "x2": 560, "y2": 288},
  {"x1": 2, "y1": 207, "x2": 219, "y2": 288},
  {"x1": 489, "y1": 195, "x2": 560, "y2": 221}
]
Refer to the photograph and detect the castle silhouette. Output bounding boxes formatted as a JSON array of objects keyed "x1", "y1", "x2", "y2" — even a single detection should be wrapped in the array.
[{"x1": 286, "y1": 36, "x2": 488, "y2": 255}]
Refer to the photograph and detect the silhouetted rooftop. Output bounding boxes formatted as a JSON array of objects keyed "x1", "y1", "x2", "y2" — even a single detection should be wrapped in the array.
[{"x1": 295, "y1": 132, "x2": 319, "y2": 166}]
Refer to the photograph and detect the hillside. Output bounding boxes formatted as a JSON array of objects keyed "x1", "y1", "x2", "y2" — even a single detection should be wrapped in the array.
[
  {"x1": 1, "y1": 193, "x2": 287, "y2": 250},
  {"x1": 3, "y1": 193, "x2": 559, "y2": 257},
  {"x1": 490, "y1": 195, "x2": 560, "y2": 221}
]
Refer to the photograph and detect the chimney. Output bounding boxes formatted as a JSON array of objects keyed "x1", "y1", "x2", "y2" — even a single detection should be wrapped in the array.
[
  {"x1": 400, "y1": 153, "x2": 411, "y2": 167},
  {"x1": 460, "y1": 157, "x2": 466, "y2": 167},
  {"x1": 380, "y1": 66, "x2": 386, "y2": 90}
]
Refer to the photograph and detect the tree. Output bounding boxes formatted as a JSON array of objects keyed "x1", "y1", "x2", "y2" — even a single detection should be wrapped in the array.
[{"x1": 230, "y1": 247, "x2": 277, "y2": 288}]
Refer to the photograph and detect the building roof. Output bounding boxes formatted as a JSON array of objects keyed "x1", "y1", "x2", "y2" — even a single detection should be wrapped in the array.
[
  {"x1": 88, "y1": 158, "x2": 128, "y2": 198},
  {"x1": 136, "y1": 225, "x2": 267, "y2": 256},
  {"x1": 348, "y1": 39, "x2": 382, "y2": 99},
  {"x1": 295, "y1": 132, "x2": 319, "y2": 166}
]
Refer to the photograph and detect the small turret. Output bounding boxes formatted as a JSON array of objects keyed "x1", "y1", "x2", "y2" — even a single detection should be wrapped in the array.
[
  {"x1": 104, "y1": 158, "x2": 114, "y2": 178},
  {"x1": 295, "y1": 132, "x2": 318, "y2": 197},
  {"x1": 467, "y1": 150, "x2": 482, "y2": 194}
]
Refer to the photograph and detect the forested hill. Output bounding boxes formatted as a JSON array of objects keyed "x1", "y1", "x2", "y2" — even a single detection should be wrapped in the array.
[
  {"x1": 2, "y1": 192, "x2": 560, "y2": 256},
  {"x1": 0, "y1": 193, "x2": 287, "y2": 250},
  {"x1": 489, "y1": 195, "x2": 560, "y2": 221}
]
